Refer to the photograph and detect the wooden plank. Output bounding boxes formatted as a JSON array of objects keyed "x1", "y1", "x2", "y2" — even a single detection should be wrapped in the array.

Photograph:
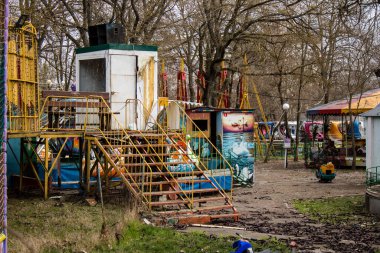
[{"x1": 42, "y1": 90, "x2": 110, "y2": 99}]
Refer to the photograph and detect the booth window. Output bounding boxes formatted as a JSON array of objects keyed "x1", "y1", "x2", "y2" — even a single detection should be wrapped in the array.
[
  {"x1": 192, "y1": 120, "x2": 208, "y2": 131},
  {"x1": 79, "y1": 58, "x2": 106, "y2": 92}
]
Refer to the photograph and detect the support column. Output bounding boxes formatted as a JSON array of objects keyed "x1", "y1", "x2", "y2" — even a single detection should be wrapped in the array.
[
  {"x1": 19, "y1": 138, "x2": 24, "y2": 192},
  {"x1": 44, "y1": 138, "x2": 49, "y2": 200},
  {"x1": 85, "y1": 140, "x2": 91, "y2": 193},
  {"x1": 104, "y1": 159, "x2": 109, "y2": 193},
  {"x1": 79, "y1": 137, "x2": 83, "y2": 185}
]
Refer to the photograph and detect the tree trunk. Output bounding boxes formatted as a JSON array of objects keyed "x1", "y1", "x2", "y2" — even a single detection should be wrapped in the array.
[
  {"x1": 203, "y1": 47, "x2": 225, "y2": 106},
  {"x1": 188, "y1": 64, "x2": 195, "y2": 102},
  {"x1": 294, "y1": 42, "x2": 307, "y2": 162}
]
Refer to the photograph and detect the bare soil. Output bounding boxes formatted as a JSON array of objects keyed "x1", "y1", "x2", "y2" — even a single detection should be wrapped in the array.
[{"x1": 186, "y1": 160, "x2": 380, "y2": 253}]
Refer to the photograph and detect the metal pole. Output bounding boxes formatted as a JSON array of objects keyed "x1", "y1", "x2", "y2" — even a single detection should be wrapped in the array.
[
  {"x1": 1, "y1": 2, "x2": 9, "y2": 250},
  {"x1": 19, "y1": 139, "x2": 23, "y2": 192},
  {"x1": 44, "y1": 138, "x2": 49, "y2": 200},
  {"x1": 284, "y1": 148, "x2": 287, "y2": 168},
  {"x1": 85, "y1": 140, "x2": 91, "y2": 193}
]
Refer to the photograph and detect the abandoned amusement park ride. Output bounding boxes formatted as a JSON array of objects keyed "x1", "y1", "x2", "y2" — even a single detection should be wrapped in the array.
[{"x1": 0, "y1": 9, "x2": 380, "y2": 252}]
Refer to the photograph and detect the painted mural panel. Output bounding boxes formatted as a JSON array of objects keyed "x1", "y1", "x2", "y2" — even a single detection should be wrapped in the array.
[{"x1": 219, "y1": 112, "x2": 255, "y2": 185}]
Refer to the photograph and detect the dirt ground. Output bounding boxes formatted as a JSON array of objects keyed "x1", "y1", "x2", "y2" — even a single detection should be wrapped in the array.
[
  {"x1": 186, "y1": 160, "x2": 380, "y2": 253},
  {"x1": 7, "y1": 160, "x2": 380, "y2": 252}
]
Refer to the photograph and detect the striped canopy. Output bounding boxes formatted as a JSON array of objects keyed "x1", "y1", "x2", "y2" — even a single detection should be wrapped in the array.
[{"x1": 306, "y1": 88, "x2": 380, "y2": 116}]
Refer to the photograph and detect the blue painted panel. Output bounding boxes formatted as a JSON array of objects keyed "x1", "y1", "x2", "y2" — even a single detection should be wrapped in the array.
[
  {"x1": 180, "y1": 175, "x2": 232, "y2": 191},
  {"x1": 6, "y1": 139, "x2": 21, "y2": 185}
]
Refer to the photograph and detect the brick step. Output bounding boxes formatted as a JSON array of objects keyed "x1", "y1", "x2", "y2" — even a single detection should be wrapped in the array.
[
  {"x1": 156, "y1": 205, "x2": 234, "y2": 215},
  {"x1": 148, "y1": 196, "x2": 227, "y2": 206},
  {"x1": 142, "y1": 188, "x2": 219, "y2": 196},
  {"x1": 210, "y1": 213, "x2": 240, "y2": 220},
  {"x1": 153, "y1": 213, "x2": 239, "y2": 225}
]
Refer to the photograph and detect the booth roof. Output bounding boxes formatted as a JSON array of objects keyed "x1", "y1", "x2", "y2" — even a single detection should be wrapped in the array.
[
  {"x1": 306, "y1": 88, "x2": 380, "y2": 116},
  {"x1": 361, "y1": 103, "x2": 380, "y2": 117},
  {"x1": 76, "y1": 43, "x2": 158, "y2": 54},
  {"x1": 186, "y1": 106, "x2": 255, "y2": 113}
]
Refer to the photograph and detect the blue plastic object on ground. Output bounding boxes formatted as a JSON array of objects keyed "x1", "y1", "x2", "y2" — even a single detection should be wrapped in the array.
[{"x1": 232, "y1": 239, "x2": 254, "y2": 253}]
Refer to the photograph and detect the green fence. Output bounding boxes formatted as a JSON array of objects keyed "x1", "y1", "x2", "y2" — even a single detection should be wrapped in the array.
[{"x1": 366, "y1": 166, "x2": 380, "y2": 186}]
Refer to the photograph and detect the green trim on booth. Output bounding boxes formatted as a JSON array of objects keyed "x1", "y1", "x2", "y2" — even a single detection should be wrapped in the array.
[{"x1": 76, "y1": 43, "x2": 158, "y2": 54}]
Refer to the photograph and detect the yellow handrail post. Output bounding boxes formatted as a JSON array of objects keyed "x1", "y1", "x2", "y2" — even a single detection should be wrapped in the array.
[{"x1": 44, "y1": 138, "x2": 49, "y2": 200}]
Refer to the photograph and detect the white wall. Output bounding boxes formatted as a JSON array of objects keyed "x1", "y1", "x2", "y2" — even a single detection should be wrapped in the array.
[
  {"x1": 76, "y1": 48, "x2": 158, "y2": 129},
  {"x1": 366, "y1": 117, "x2": 380, "y2": 170}
]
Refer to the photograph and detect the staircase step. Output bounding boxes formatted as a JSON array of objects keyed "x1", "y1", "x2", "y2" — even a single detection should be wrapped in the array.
[
  {"x1": 125, "y1": 171, "x2": 204, "y2": 177},
  {"x1": 163, "y1": 213, "x2": 239, "y2": 225},
  {"x1": 210, "y1": 213, "x2": 240, "y2": 220},
  {"x1": 125, "y1": 130, "x2": 182, "y2": 134},
  {"x1": 120, "y1": 161, "x2": 195, "y2": 167},
  {"x1": 103, "y1": 144, "x2": 176, "y2": 148},
  {"x1": 130, "y1": 179, "x2": 211, "y2": 186},
  {"x1": 127, "y1": 133, "x2": 178, "y2": 138},
  {"x1": 148, "y1": 196, "x2": 227, "y2": 206},
  {"x1": 119, "y1": 153, "x2": 188, "y2": 158},
  {"x1": 156, "y1": 205, "x2": 234, "y2": 215},
  {"x1": 143, "y1": 188, "x2": 219, "y2": 196}
]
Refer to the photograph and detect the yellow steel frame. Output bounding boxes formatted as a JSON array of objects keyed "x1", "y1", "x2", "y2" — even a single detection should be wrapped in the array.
[
  {"x1": 15, "y1": 90, "x2": 237, "y2": 214},
  {"x1": 19, "y1": 135, "x2": 70, "y2": 199},
  {"x1": 36, "y1": 95, "x2": 197, "y2": 208},
  {"x1": 7, "y1": 22, "x2": 39, "y2": 133}
]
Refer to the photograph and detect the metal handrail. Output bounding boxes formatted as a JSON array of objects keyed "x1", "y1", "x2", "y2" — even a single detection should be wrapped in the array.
[
  {"x1": 167, "y1": 100, "x2": 234, "y2": 199},
  {"x1": 127, "y1": 99, "x2": 235, "y2": 206},
  {"x1": 90, "y1": 96, "x2": 194, "y2": 207}
]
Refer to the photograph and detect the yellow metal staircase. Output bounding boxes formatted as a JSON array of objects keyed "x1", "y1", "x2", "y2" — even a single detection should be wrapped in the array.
[{"x1": 39, "y1": 93, "x2": 238, "y2": 224}]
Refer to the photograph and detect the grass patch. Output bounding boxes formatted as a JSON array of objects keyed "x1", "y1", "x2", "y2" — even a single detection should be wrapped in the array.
[
  {"x1": 8, "y1": 195, "x2": 289, "y2": 253},
  {"x1": 94, "y1": 221, "x2": 290, "y2": 253},
  {"x1": 293, "y1": 195, "x2": 367, "y2": 224},
  {"x1": 8, "y1": 195, "x2": 136, "y2": 253}
]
